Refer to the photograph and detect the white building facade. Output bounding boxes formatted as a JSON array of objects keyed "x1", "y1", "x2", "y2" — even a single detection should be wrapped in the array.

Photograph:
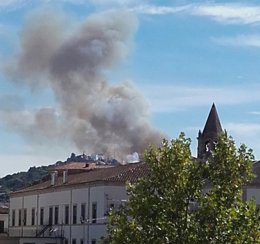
[
  {"x1": 8, "y1": 163, "x2": 144, "y2": 244},
  {"x1": 0, "y1": 207, "x2": 8, "y2": 234}
]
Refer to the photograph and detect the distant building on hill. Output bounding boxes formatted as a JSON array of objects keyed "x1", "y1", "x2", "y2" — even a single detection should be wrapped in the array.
[{"x1": 55, "y1": 153, "x2": 119, "y2": 166}]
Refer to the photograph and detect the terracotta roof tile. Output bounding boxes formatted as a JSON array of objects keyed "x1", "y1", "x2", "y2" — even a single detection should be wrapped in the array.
[
  {"x1": 49, "y1": 162, "x2": 113, "y2": 173},
  {"x1": 12, "y1": 162, "x2": 147, "y2": 195},
  {"x1": 10, "y1": 160, "x2": 260, "y2": 195},
  {"x1": 105, "y1": 163, "x2": 148, "y2": 182}
]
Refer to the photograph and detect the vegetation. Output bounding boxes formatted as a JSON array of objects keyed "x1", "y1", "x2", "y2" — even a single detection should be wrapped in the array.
[
  {"x1": 0, "y1": 166, "x2": 49, "y2": 203},
  {"x1": 105, "y1": 132, "x2": 260, "y2": 243}
]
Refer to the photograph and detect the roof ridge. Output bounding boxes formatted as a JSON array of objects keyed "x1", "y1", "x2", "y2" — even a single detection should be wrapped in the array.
[{"x1": 11, "y1": 163, "x2": 146, "y2": 195}]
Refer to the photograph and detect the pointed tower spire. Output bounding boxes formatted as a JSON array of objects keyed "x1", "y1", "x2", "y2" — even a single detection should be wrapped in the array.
[
  {"x1": 197, "y1": 103, "x2": 223, "y2": 160},
  {"x1": 202, "y1": 103, "x2": 222, "y2": 136}
]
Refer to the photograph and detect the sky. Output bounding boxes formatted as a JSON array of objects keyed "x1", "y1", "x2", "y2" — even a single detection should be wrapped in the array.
[{"x1": 0, "y1": 0, "x2": 260, "y2": 177}]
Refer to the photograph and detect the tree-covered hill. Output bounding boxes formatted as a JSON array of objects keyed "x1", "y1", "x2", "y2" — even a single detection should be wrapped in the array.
[{"x1": 0, "y1": 165, "x2": 49, "y2": 203}]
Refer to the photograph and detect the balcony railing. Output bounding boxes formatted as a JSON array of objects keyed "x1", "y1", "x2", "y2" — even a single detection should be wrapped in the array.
[{"x1": 36, "y1": 224, "x2": 64, "y2": 238}]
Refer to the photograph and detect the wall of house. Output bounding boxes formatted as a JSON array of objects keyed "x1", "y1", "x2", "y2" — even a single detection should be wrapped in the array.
[
  {"x1": 246, "y1": 188, "x2": 260, "y2": 205},
  {"x1": 0, "y1": 237, "x2": 19, "y2": 244},
  {"x1": 18, "y1": 237, "x2": 62, "y2": 244},
  {"x1": 0, "y1": 213, "x2": 8, "y2": 232},
  {"x1": 104, "y1": 185, "x2": 128, "y2": 212},
  {"x1": 9, "y1": 183, "x2": 127, "y2": 244}
]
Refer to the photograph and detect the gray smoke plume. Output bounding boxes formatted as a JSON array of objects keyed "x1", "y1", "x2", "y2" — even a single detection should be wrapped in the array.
[{"x1": 3, "y1": 10, "x2": 165, "y2": 159}]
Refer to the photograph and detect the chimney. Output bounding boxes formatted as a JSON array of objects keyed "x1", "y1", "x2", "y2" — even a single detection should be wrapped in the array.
[
  {"x1": 51, "y1": 171, "x2": 58, "y2": 186},
  {"x1": 63, "y1": 170, "x2": 68, "y2": 184}
]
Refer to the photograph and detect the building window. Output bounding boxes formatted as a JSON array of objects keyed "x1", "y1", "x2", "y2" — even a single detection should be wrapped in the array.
[
  {"x1": 91, "y1": 239, "x2": 96, "y2": 244},
  {"x1": 81, "y1": 203, "x2": 86, "y2": 223},
  {"x1": 23, "y1": 209, "x2": 27, "y2": 226},
  {"x1": 0, "y1": 220, "x2": 4, "y2": 233},
  {"x1": 64, "y1": 239, "x2": 68, "y2": 244},
  {"x1": 31, "y1": 208, "x2": 35, "y2": 226},
  {"x1": 40, "y1": 208, "x2": 44, "y2": 225},
  {"x1": 54, "y1": 206, "x2": 59, "y2": 225},
  {"x1": 73, "y1": 204, "x2": 77, "y2": 224},
  {"x1": 12, "y1": 210, "x2": 15, "y2": 226},
  {"x1": 92, "y1": 203, "x2": 97, "y2": 223},
  {"x1": 72, "y1": 239, "x2": 77, "y2": 244},
  {"x1": 65, "y1": 205, "x2": 69, "y2": 224},
  {"x1": 49, "y1": 207, "x2": 53, "y2": 225},
  {"x1": 18, "y1": 209, "x2": 22, "y2": 226},
  {"x1": 80, "y1": 239, "x2": 84, "y2": 244}
]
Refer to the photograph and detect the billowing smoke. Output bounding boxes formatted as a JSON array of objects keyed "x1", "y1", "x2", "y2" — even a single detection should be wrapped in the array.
[{"x1": 3, "y1": 10, "x2": 165, "y2": 159}]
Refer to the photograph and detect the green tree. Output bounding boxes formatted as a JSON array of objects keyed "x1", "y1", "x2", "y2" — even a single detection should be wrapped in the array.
[
  {"x1": 195, "y1": 133, "x2": 259, "y2": 243},
  {"x1": 105, "y1": 133, "x2": 260, "y2": 244}
]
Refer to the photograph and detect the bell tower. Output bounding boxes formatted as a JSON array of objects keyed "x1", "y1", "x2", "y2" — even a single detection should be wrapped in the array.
[{"x1": 197, "y1": 103, "x2": 223, "y2": 160}]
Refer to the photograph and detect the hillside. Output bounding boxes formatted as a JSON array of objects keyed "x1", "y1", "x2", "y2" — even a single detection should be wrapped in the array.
[{"x1": 0, "y1": 165, "x2": 49, "y2": 203}]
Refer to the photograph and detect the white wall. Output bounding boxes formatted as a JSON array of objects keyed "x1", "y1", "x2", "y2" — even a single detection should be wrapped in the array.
[
  {"x1": 246, "y1": 188, "x2": 260, "y2": 205},
  {"x1": 39, "y1": 190, "x2": 71, "y2": 226},
  {"x1": 19, "y1": 237, "x2": 62, "y2": 244},
  {"x1": 0, "y1": 213, "x2": 8, "y2": 231},
  {"x1": 9, "y1": 183, "x2": 127, "y2": 243}
]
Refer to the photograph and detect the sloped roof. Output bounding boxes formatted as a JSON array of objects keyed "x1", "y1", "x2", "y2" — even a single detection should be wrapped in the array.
[
  {"x1": 202, "y1": 103, "x2": 222, "y2": 136},
  {"x1": 11, "y1": 162, "x2": 148, "y2": 196},
  {"x1": 49, "y1": 162, "x2": 113, "y2": 173},
  {"x1": 10, "y1": 159, "x2": 260, "y2": 197},
  {"x1": 105, "y1": 163, "x2": 148, "y2": 182}
]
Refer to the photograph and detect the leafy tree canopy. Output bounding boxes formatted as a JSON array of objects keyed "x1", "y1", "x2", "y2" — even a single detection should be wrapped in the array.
[{"x1": 105, "y1": 132, "x2": 260, "y2": 244}]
